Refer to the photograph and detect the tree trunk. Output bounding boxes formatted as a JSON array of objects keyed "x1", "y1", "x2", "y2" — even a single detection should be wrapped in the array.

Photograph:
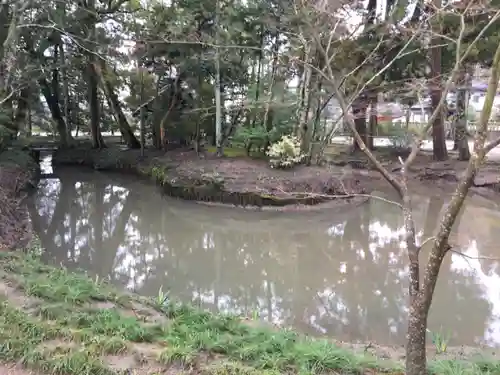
[
  {"x1": 214, "y1": 0, "x2": 223, "y2": 157},
  {"x1": 368, "y1": 94, "x2": 378, "y2": 150},
  {"x1": 263, "y1": 33, "x2": 279, "y2": 148},
  {"x1": 86, "y1": 63, "x2": 104, "y2": 148},
  {"x1": 454, "y1": 68, "x2": 471, "y2": 160},
  {"x1": 39, "y1": 78, "x2": 70, "y2": 148},
  {"x1": 250, "y1": 28, "x2": 264, "y2": 130},
  {"x1": 299, "y1": 47, "x2": 313, "y2": 154},
  {"x1": 56, "y1": 1, "x2": 73, "y2": 142},
  {"x1": 27, "y1": 99, "x2": 32, "y2": 137},
  {"x1": 59, "y1": 42, "x2": 73, "y2": 142},
  {"x1": 12, "y1": 87, "x2": 30, "y2": 135},
  {"x1": 429, "y1": 0, "x2": 448, "y2": 161},
  {"x1": 51, "y1": 48, "x2": 71, "y2": 147},
  {"x1": 295, "y1": 47, "x2": 308, "y2": 137},
  {"x1": 352, "y1": 96, "x2": 368, "y2": 151},
  {"x1": 152, "y1": 78, "x2": 162, "y2": 149},
  {"x1": 94, "y1": 60, "x2": 140, "y2": 149},
  {"x1": 81, "y1": 0, "x2": 104, "y2": 149},
  {"x1": 406, "y1": 302, "x2": 430, "y2": 375},
  {"x1": 138, "y1": 63, "x2": 146, "y2": 155},
  {"x1": 301, "y1": 77, "x2": 314, "y2": 157}
]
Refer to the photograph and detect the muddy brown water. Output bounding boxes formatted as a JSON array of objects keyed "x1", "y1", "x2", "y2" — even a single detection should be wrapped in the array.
[{"x1": 29, "y1": 154, "x2": 500, "y2": 349}]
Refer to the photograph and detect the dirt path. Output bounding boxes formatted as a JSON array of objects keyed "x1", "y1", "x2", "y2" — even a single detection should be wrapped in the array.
[
  {"x1": 0, "y1": 364, "x2": 43, "y2": 375},
  {"x1": 0, "y1": 364, "x2": 33, "y2": 375}
]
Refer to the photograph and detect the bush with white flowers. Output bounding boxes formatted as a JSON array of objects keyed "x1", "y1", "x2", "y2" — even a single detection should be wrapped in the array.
[{"x1": 266, "y1": 135, "x2": 305, "y2": 169}]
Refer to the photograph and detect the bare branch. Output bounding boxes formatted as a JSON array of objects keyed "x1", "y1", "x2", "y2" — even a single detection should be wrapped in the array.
[{"x1": 450, "y1": 248, "x2": 499, "y2": 261}]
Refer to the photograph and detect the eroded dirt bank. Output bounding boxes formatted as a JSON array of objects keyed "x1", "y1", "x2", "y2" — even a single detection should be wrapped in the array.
[
  {"x1": 52, "y1": 146, "x2": 500, "y2": 209},
  {"x1": 0, "y1": 150, "x2": 39, "y2": 250},
  {"x1": 327, "y1": 147, "x2": 500, "y2": 197},
  {"x1": 52, "y1": 147, "x2": 370, "y2": 209}
]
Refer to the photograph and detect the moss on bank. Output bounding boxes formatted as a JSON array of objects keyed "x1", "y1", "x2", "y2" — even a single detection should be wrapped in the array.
[
  {"x1": 0, "y1": 249, "x2": 499, "y2": 375},
  {"x1": 52, "y1": 147, "x2": 366, "y2": 208}
]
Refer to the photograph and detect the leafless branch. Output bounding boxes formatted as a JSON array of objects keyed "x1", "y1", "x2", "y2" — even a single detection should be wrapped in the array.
[{"x1": 450, "y1": 248, "x2": 499, "y2": 261}]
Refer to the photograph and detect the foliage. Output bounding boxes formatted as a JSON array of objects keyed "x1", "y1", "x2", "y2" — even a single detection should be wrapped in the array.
[
  {"x1": 266, "y1": 134, "x2": 305, "y2": 169},
  {"x1": 232, "y1": 125, "x2": 269, "y2": 150}
]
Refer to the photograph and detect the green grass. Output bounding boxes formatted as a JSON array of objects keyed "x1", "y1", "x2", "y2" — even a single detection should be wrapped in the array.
[
  {"x1": 427, "y1": 327, "x2": 451, "y2": 354},
  {"x1": 0, "y1": 249, "x2": 498, "y2": 375}
]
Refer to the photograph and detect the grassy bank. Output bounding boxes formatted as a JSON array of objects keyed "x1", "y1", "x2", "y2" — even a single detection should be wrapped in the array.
[{"x1": 0, "y1": 249, "x2": 499, "y2": 375}]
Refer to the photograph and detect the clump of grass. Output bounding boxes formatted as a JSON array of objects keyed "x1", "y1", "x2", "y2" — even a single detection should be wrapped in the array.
[
  {"x1": 150, "y1": 166, "x2": 167, "y2": 183},
  {"x1": 63, "y1": 309, "x2": 156, "y2": 342},
  {"x1": 427, "y1": 327, "x2": 451, "y2": 354},
  {"x1": 203, "y1": 360, "x2": 281, "y2": 375},
  {"x1": 159, "y1": 344, "x2": 197, "y2": 366},
  {"x1": 85, "y1": 335, "x2": 128, "y2": 355},
  {"x1": 40, "y1": 349, "x2": 114, "y2": 375},
  {"x1": 428, "y1": 359, "x2": 498, "y2": 375},
  {"x1": 35, "y1": 302, "x2": 74, "y2": 320},
  {"x1": 152, "y1": 286, "x2": 169, "y2": 309},
  {"x1": 0, "y1": 252, "x2": 114, "y2": 304}
]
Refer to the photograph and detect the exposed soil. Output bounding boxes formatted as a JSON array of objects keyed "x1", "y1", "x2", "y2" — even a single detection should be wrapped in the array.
[
  {"x1": 0, "y1": 165, "x2": 36, "y2": 250},
  {"x1": 326, "y1": 146, "x2": 500, "y2": 198},
  {"x1": 52, "y1": 147, "x2": 370, "y2": 208},
  {"x1": 51, "y1": 146, "x2": 500, "y2": 210},
  {"x1": 0, "y1": 364, "x2": 43, "y2": 375},
  {"x1": 335, "y1": 340, "x2": 500, "y2": 364}
]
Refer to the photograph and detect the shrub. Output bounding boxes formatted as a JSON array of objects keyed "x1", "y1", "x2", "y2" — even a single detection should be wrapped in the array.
[
  {"x1": 232, "y1": 125, "x2": 269, "y2": 154},
  {"x1": 266, "y1": 135, "x2": 305, "y2": 169}
]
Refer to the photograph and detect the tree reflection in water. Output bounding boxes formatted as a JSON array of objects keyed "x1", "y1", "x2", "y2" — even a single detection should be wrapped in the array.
[{"x1": 28, "y1": 170, "x2": 500, "y2": 348}]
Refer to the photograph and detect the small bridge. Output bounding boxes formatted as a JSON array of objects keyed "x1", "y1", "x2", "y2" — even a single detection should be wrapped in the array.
[{"x1": 28, "y1": 146, "x2": 58, "y2": 163}]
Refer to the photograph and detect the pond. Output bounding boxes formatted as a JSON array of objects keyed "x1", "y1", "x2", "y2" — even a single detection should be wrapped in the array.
[{"x1": 29, "y1": 153, "x2": 500, "y2": 348}]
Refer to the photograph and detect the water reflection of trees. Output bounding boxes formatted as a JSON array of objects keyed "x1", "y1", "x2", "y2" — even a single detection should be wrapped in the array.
[{"x1": 28, "y1": 173, "x2": 499, "y2": 347}]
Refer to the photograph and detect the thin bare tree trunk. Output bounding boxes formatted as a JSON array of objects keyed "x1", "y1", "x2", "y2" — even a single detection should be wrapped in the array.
[
  {"x1": 429, "y1": 0, "x2": 448, "y2": 161},
  {"x1": 263, "y1": 33, "x2": 279, "y2": 146},
  {"x1": 352, "y1": 95, "x2": 368, "y2": 151},
  {"x1": 214, "y1": 0, "x2": 223, "y2": 157},
  {"x1": 454, "y1": 67, "x2": 471, "y2": 160},
  {"x1": 299, "y1": 46, "x2": 313, "y2": 153},
  {"x1": 367, "y1": 94, "x2": 378, "y2": 150},
  {"x1": 87, "y1": 63, "x2": 104, "y2": 148},
  {"x1": 59, "y1": 42, "x2": 74, "y2": 143}
]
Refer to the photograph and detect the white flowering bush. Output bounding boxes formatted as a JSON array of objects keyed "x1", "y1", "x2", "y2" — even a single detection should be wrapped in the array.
[{"x1": 266, "y1": 135, "x2": 305, "y2": 169}]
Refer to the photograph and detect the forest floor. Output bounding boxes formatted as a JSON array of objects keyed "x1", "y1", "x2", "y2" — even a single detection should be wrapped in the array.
[{"x1": 0, "y1": 250, "x2": 500, "y2": 375}]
